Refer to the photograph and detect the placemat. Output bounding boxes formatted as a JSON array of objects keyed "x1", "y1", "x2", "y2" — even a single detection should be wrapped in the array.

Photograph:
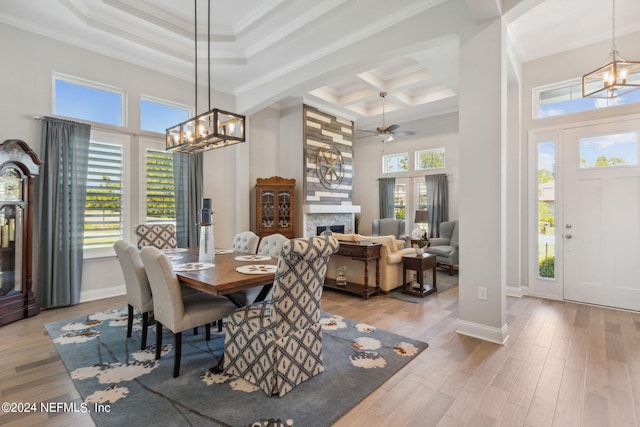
[
  {"x1": 235, "y1": 265, "x2": 277, "y2": 275},
  {"x1": 173, "y1": 262, "x2": 215, "y2": 272},
  {"x1": 214, "y1": 249, "x2": 234, "y2": 254},
  {"x1": 234, "y1": 254, "x2": 272, "y2": 262},
  {"x1": 162, "y1": 248, "x2": 188, "y2": 254}
]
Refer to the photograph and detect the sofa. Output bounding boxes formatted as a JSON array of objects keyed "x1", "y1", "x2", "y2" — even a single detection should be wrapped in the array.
[{"x1": 325, "y1": 233, "x2": 416, "y2": 293}]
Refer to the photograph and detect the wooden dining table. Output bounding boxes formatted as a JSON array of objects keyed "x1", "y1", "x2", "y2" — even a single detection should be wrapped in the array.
[{"x1": 170, "y1": 248, "x2": 278, "y2": 303}]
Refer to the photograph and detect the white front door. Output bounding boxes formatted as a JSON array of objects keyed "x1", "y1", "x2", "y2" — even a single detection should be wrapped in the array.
[{"x1": 562, "y1": 120, "x2": 640, "y2": 311}]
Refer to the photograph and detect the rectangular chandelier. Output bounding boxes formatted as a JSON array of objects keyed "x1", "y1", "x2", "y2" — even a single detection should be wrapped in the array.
[
  {"x1": 582, "y1": 55, "x2": 640, "y2": 98},
  {"x1": 166, "y1": 108, "x2": 245, "y2": 154}
]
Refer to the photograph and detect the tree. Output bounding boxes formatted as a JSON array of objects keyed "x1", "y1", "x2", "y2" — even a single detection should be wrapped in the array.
[
  {"x1": 538, "y1": 168, "x2": 554, "y2": 183},
  {"x1": 594, "y1": 155, "x2": 626, "y2": 167}
]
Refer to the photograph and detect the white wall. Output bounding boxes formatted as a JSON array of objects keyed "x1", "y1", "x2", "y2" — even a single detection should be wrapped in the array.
[
  {"x1": 352, "y1": 112, "x2": 460, "y2": 236},
  {"x1": 0, "y1": 23, "x2": 238, "y2": 302}
]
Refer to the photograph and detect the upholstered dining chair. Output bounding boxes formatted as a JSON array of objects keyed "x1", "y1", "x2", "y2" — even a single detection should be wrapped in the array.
[
  {"x1": 256, "y1": 233, "x2": 288, "y2": 257},
  {"x1": 223, "y1": 235, "x2": 339, "y2": 397},
  {"x1": 114, "y1": 240, "x2": 201, "y2": 350},
  {"x1": 140, "y1": 246, "x2": 237, "y2": 378},
  {"x1": 231, "y1": 231, "x2": 259, "y2": 254},
  {"x1": 114, "y1": 240, "x2": 154, "y2": 351},
  {"x1": 134, "y1": 223, "x2": 178, "y2": 249}
]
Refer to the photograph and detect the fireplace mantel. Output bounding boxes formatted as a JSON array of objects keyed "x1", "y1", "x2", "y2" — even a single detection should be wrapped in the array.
[{"x1": 303, "y1": 205, "x2": 361, "y2": 214}]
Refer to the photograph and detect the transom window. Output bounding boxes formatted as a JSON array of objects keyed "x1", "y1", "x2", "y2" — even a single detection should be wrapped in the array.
[
  {"x1": 534, "y1": 79, "x2": 640, "y2": 119},
  {"x1": 140, "y1": 96, "x2": 191, "y2": 134},
  {"x1": 416, "y1": 148, "x2": 445, "y2": 170},
  {"x1": 383, "y1": 153, "x2": 409, "y2": 174},
  {"x1": 53, "y1": 73, "x2": 125, "y2": 126}
]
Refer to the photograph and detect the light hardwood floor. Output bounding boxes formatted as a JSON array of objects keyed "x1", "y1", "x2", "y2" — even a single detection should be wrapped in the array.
[{"x1": 1, "y1": 284, "x2": 639, "y2": 426}]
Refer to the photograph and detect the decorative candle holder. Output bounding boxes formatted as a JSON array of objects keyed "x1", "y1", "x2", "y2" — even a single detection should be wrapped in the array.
[{"x1": 199, "y1": 198, "x2": 215, "y2": 263}]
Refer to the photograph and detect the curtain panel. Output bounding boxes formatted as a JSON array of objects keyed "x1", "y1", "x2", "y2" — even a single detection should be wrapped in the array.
[
  {"x1": 425, "y1": 173, "x2": 448, "y2": 237},
  {"x1": 378, "y1": 177, "x2": 396, "y2": 219},
  {"x1": 35, "y1": 117, "x2": 91, "y2": 308},
  {"x1": 173, "y1": 152, "x2": 203, "y2": 248}
]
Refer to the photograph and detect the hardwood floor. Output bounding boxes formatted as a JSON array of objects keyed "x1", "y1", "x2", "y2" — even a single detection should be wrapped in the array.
[{"x1": 1, "y1": 286, "x2": 639, "y2": 426}]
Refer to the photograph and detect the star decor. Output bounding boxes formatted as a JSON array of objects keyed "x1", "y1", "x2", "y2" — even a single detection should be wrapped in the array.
[{"x1": 316, "y1": 145, "x2": 345, "y2": 189}]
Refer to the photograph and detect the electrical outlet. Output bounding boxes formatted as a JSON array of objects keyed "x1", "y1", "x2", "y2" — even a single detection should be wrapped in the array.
[{"x1": 478, "y1": 286, "x2": 488, "y2": 300}]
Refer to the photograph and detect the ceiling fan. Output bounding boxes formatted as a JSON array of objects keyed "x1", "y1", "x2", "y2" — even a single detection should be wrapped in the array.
[{"x1": 357, "y1": 92, "x2": 416, "y2": 142}]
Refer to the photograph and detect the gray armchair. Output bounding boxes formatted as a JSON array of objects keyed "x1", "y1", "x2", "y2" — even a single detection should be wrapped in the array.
[
  {"x1": 426, "y1": 220, "x2": 458, "y2": 275},
  {"x1": 372, "y1": 218, "x2": 407, "y2": 240}
]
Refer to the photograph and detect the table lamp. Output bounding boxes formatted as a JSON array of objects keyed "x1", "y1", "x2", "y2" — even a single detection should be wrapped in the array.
[{"x1": 412, "y1": 210, "x2": 429, "y2": 240}]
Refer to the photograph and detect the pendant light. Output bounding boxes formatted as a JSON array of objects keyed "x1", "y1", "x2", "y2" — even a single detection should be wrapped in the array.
[
  {"x1": 582, "y1": 0, "x2": 640, "y2": 98},
  {"x1": 166, "y1": 0, "x2": 245, "y2": 153}
]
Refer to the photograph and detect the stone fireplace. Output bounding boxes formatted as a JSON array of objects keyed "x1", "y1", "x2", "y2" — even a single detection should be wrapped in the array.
[{"x1": 302, "y1": 204, "x2": 360, "y2": 237}]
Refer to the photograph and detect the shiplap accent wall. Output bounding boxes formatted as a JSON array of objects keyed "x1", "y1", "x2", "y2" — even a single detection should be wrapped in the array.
[{"x1": 303, "y1": 105, "x2": 354, "y2": 205}]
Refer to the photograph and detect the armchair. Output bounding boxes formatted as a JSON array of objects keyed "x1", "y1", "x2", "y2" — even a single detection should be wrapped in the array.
[
  {"x1": 372, "y1": 218, "x2": 407, "y2": 241},
  {"x1": 426, "y1": 220, "x2": 459, "y2": 275}
]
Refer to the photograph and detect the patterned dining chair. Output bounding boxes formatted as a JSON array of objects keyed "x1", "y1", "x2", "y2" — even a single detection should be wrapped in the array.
[
  {"x1": 223, "y1": 235, "x2": 339, "y2": 396},
  {"x1": 134, "y1": 223, "x2": 178, "y2": 250}
]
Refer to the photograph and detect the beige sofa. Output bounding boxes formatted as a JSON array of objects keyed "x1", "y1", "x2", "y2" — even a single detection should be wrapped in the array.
[{"x1": 326, "y1": 233, "x2": 416, "y2": 293}]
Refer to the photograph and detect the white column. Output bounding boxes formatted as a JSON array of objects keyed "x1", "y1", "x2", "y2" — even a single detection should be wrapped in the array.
[{"x1": 457, "y1": 18, "x2": 509, "y2": 344}]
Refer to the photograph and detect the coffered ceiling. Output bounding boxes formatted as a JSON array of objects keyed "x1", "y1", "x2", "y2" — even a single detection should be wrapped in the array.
[{"x1": 1, "y1": 0, "x2": 640, "y2": 133}]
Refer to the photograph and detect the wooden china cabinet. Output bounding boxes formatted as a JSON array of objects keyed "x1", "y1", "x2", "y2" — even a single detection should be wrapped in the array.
[
  {"x1": 0, "y1": 139, "x2": 41, "y2": 326},
  {"x1": 255, "y1": 176, "x2": 296, "y2": 238}
]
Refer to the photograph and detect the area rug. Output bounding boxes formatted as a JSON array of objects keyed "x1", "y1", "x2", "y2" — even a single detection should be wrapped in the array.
[
  {"x1": 385, "y1": 270, "x2": 458, "y2": 303},
  {"x1": 45, "y1": 308, "x2": 428, "y2": 427}
]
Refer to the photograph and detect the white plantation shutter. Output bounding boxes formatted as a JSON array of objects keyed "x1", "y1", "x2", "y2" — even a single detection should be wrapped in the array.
[
  {"x1": 145, "y1": 149, "x2": 175, "y2": 223},
  {"x1": 84, "y1": 141, "x2": 123, "y2": 249}
]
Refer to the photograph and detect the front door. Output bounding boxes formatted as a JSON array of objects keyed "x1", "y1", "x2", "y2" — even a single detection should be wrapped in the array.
[{"x1": 562, "y1": 120, "x2": 640, "y2": 311}]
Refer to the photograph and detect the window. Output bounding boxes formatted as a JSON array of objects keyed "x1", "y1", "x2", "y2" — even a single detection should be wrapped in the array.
[
  {"x1": 140, "y1": 96, "x2": 191, "y2": 133},
  {"x1": 383, "y1": 153, "x2": 409, "y2": 173},
  {"x1": 537, "y1": 141, "x2": 555, "y2": 279},
  {"x1": 84, "y1": 141, "x2": 124, "y2": 250},
  {"x1": 145, "y1": 149, "x2": 176, "y2": 222},
  {"x1": 394, "y1": 184, "x2": 406, "y2": 219},
  {"x1": 534, "y1": 79, "x2": 640, "y2": 119},
  {"x1": 579, "y1": 132, "x2": 638, "y2": 168},
  {"x1": 416, "y1": 182, "x2": 427, "y2": 211},
  {"x1": 416, "y1": 148, "x2": 445, "y2": 170},
  {"x1": 53, "y1": 73, "x2": 125, "y2": 126}
]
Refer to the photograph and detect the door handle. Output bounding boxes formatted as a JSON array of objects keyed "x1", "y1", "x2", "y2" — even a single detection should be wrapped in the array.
[{"x1": 565, "y1": 234, "x2": 572, "y2": 239}]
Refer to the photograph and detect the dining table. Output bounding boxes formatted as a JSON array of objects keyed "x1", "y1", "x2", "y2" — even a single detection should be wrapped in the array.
[{"x1": 168, "y1": 247, "x2": 278, "y2": 305}]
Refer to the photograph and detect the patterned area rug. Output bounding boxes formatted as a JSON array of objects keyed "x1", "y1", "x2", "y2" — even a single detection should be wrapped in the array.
[
  {"x1": 384, "y1": 269, "x2": 459, "y2": 303},
  {"x1": 46, "y1": 308, "x2": 428, "y2": 427}
]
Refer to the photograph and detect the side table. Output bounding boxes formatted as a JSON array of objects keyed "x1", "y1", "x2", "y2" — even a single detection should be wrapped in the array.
[
  {"x1": 324, "y1": 242, "x2": 382, "y2": 300},
  {"x1": 402, "y1": 253, "x2": 437, "y2": 297}
]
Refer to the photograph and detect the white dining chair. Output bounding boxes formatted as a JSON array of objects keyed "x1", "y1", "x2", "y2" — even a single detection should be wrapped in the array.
[{"x1": 140, "y1": 246, "x2": 236, "y2": 378}]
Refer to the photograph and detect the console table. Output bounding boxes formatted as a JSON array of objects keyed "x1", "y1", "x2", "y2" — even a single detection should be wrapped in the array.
[
  {"x1": 324, "y1": 242, "x2": 381, "y2": 300},
  {"x1": 402, "y1": 253, "x2": 437, "y2": 297}
]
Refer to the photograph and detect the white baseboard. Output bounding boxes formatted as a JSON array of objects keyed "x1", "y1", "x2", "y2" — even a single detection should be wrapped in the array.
[
  {"x1": 80, "y1": 285, "x2": 125, "y2": 303},
  {"x1": 456, "y1": 319, "x2": 509, "y2": 345},
  {"x1": 506, "y1": 286, "x2": 523, "y2": 297}
]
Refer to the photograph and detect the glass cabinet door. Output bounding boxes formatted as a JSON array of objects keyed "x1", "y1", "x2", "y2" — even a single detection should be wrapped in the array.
[
  {"x1": 0, "y1": 205, "x2": 23, "y2": 296},
  {"x1": 261, "y1": 190, "x2": 275, "y2": 228},
  {"x1": 278, "y1": 191, "x2": 291, "y2": 229}
]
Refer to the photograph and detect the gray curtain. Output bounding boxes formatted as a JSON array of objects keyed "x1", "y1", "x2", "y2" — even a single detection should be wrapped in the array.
[
  {"x1": 378, "y1": 177, "x2": 396, "y2": 219},
  {"x1": 425, "y1": 173, "x2": 448, "y2": 237},
  {"x1": 36, "y1": 117, "x2": 91, "y2": 308},
  {"x1": 173, "y1": 152, "x2": 203, "y2": 248}
]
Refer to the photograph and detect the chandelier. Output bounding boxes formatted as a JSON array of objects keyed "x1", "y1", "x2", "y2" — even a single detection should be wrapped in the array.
[
  {"x1": 166, "y1": 0, "x2": 245, "y2": 153},
  {"x1": 582, "y1": 0, "x2": 640, "y2": 98}
]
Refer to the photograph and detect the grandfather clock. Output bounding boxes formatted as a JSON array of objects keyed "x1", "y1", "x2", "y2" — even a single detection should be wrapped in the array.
[{"x1": 0, "y1": 140, "x2": 42, "y2": 326}]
